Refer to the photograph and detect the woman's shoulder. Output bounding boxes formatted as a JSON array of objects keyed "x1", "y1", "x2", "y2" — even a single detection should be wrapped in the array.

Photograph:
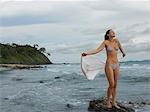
[
  {"x1": 104, "y1": 40, "x2": 109, "y2": 43},
  {"x1": 102, "y1": 40, "x2": 109, "y2": 45},
  {"x1": 114, "y1": 38, "x2": 120, "y2": 43}
]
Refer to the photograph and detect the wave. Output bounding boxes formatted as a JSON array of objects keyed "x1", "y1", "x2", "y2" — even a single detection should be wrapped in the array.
[
  {"x1": 121, "y1": 76, "x2": 150, "y2": 82},
  {"x1": 47, "y1": 68, "x2": 60, "y2": 73},
  {"x1": 120, "y1": 65, "x2": 150, "y2": 69},
  {"x1": 121, "y1": 59, "x2": 150, "y2": 65}
]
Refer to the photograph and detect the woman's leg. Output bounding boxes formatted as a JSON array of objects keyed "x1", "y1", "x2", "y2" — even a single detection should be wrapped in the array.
[
  {"x1": 112, "y1": 66, "x2": 120, "y2": 108},
  {"x1": 105, "y1": 65, "x2": 114, "y2": 108}
]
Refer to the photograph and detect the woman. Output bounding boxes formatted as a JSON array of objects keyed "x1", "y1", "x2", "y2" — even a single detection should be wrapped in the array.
[{"x1": 82, "y1": 29, "x2": 126, "y2": 109}]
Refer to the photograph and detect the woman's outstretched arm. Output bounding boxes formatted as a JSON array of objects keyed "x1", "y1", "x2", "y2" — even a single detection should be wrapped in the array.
[{"x1": 84, "y1": 41, "x2": 106, "y2": 55}]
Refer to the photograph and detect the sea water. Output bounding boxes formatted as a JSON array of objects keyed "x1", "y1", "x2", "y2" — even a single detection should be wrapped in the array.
[{"x1": 0, "y1": 60, "x2": 150, "y2": 112}]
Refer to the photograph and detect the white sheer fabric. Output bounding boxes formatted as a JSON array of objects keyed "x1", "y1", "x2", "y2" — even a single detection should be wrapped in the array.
[{"x1": 81, "y1": 55, "x2": 105, "y2": 80}]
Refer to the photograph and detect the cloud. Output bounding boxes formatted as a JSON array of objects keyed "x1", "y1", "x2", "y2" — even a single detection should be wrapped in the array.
[
  {"x1": 0, "y1": 1, "x2": 75, "y2": 26},
  {"x1": 122, "y1": 36, "x2": 150, "y2": 53},
  {"x1": 0, "y1": 1, "x2": 128, "y2": 27},
  {"x1": 0, "y1": 1, "x2": 54, "y2": 17},
  {"x1": 83, "y1": 0, "x2": 150, "y2": 12},
  {"x1": 42, "y1": 41, "x2": 102, "y2": 54},
  {"x1": 0, "y1": 0, "x2": 150, "y2": 62}
]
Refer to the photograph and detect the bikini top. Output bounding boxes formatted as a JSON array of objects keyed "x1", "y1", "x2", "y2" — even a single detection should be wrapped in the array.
[{"x1": 106, "y1": 45, "x2": 118, "y2": 52}]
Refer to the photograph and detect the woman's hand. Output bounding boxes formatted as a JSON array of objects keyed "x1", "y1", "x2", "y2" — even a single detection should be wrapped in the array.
[
  {"x1": 122, "y1": 53, "x2": 126, "y2": 57},
  {"x1": 82, "y1": 53, "x2": 87, "y2": 56}
]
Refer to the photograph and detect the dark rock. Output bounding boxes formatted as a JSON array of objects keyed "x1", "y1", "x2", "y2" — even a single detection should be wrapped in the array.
[
  {"x1": 16, "y1": 78, "x2": 23, "y2": 81},
  {"x1": 88, "y1": 97, "x2": 135, "y2": 112},
  {"x1": 73, "y1": 77, "x2": 76, "y2": 79},
  {"x1": 66, "y1": 104, "x2": 71, "y2": 108},
  {"x1": 128, "y1": 101, "x2": 134, "y2": 104},
  {"x1": 4, "y1": 98, "x2": 9, "y2": 100},
  {"x1": 12, "y1": 77, "x2": 23, "y2": 81},
  {"x1": 54, "y1": 76, "x2": 60, "y2": 79},
  {"x1": 63, "y1": 63, "x2": 69, "y2": 65},
  {"x1": 66, "y1": 103, "x2": 74, "y2": 109},
  {"x1": 39, "y1": 81, "x2": 44, "y2": 83},
  {"x1": 141, "y1": 102, "x2": 146, "y2": 105}
]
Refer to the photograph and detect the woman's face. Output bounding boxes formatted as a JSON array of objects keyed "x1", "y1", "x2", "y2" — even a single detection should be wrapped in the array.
[{"x1": 108, "y1": 30, "x2": 115, "y2": 38}]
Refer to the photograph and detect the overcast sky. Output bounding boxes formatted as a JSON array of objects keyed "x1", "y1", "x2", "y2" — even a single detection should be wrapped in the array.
[{"x1": 0, "y1": 0, "x2": 150, "y2": 63}]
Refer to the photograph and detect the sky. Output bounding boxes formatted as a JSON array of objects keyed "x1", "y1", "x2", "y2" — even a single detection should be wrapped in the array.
[{"x1": 0, "y1": 0, "x2": 150, "y2": 63}]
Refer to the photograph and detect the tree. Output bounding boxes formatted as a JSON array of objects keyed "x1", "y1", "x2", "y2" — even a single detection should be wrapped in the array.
[
  {"x1": 39, "y1": 47, "x2": 46, "y2": 53},
  {"x1": 12, "y1": 43, "x2": 18, "y2": 47},
  {"x1": 34, "y1": 44, "x2": 39, "y2": 48},
  {"x1": 47, "y1": 53, "x2": 51, "y2": 56}
]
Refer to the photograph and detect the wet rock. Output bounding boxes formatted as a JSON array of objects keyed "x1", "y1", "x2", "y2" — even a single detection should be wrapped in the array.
[
  {"x1": 16, "y1": 78, "x2": 23, "y2": 81},
  {"x1": 132, "y1": 100, "x2": 150, "y2": 106},
  {"x1": 66, "y1": 104, "x2": 72, "y2": 108},
  {"x1": 39, "y1": 81, "x2": 44, "y2": 83},
  {"x1": 12, "y1": 77, "x2": 23, "y2": 81},
  {"x1": 54, "y1": 76, "x2": 60, "y2": 79},
  {"x1": 4, "y1": 98, "x2": 9, "y2": 100},
  {"x1": 128, "y1": 101, "x2": 134, "y2": 104},
  {"x1": 73, "y1": 77, "x2": 76, "y2": 79},
  {"x1": 63, "y1": 63, "x2": 69, "y2": 65},
  {"x1": 88, "y1": 97, "x2": 135, "y2": 112},
  {"x1": 141, "y1": 101, "x2": 146, "y2": 105}
]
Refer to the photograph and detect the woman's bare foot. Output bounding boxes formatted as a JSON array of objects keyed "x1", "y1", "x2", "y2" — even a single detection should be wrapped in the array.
[
  {"x1": 107, "y1": 100, "x2": 112, "y2": 109},
  {"x1": 112, "y1": 102, "x2": 120, "y2": 109}
]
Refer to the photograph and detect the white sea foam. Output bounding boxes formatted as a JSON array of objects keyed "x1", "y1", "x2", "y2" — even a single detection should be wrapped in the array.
[
  {"x1": 120, "y1": 65, "x2": 150, "y2": 69},
  {"x1": 47, "y1": 68, "x2": 60, "y2": 73}
]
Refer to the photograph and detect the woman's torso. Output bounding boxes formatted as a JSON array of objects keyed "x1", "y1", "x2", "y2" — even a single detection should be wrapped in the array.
[{"x1": 105, "y1": 39, "x2": 119, "y2": 64}]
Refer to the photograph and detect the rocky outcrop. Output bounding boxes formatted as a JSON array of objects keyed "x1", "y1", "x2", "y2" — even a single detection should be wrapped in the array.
[{"x1": 88, "y1": 97, "x2": 135, "y2": 112}]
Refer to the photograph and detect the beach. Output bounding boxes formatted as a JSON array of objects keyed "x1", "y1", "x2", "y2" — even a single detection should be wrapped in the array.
[{"x1": 0, "y1": 61, "x2": 150, "y2": 112}]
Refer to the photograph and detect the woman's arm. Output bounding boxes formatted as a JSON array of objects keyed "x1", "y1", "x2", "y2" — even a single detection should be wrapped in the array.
[
  {"x1": 85, "y1": 41, "x2": 106, "y2": 55},
  {"x1": 116, "y1": 39, "x2": 126, "y2": 57}
]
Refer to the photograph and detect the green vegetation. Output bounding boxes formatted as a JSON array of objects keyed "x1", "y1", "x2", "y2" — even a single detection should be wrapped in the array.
[{"x1": 0, "y1": 43, "x2": 52, "y2": 65}]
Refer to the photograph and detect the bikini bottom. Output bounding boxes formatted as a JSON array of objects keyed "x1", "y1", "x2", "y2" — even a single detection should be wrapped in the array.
[{"x1": 106, "y1": 63, "x2": 119, "y2": 70}]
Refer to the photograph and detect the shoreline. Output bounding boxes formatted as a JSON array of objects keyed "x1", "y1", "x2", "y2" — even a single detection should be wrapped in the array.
[{"x1": 0, "y1": 64, "x2": 44, "y2": 69}]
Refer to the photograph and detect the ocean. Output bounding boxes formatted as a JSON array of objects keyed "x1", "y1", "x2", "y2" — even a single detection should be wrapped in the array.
[{"x1": 0, "y1": 60, "x2": 150, "y2": 112}]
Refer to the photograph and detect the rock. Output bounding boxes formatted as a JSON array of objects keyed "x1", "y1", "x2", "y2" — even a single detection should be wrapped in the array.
[
  {"x1": 134, "y1": 100, "x2": 150, "y2": 106},
  {"x1": 66, "y1": 104, "x2": 72, "y2": 108},
  {"x1": 12, "y1": 77, "x2": 23, "y2": 81},
  {"x1": 16, "y1": 78, "x2": 23, "y2": 81},
  {"x1": 88, "y1": 97, "x2": 135, "y2": 112},
  {"x1": 4, "y1": 98, "x2": 9, "y2": 100},
  {"x1": 54, "y1": 76, "x2": 60, "y2": 79},
  {"x1": 128, "y1": 101, "x2": 134, "y2": 104},
  {"x1": 63, "y1": 63, "x2": 69, "y2": 65},
  {"x1": 39, "y1": 81, "x2": 44, "y2": 83},
  {"x1": 141, "y1": 101, "x2": 146, "y2": 105}
]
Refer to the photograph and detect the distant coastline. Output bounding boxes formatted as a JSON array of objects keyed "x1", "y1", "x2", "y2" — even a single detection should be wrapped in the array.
[
  {"x1": 0, "y1": 64, "x2": 44, "y2": 69},
  {"x1": 0, "y1": 43, "x2": 52, "y2": 65}
]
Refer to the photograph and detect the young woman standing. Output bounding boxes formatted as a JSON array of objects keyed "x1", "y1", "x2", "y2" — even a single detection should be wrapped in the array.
[{"x1": 82, "y1": 29, "x2": 126, "y2": 109}]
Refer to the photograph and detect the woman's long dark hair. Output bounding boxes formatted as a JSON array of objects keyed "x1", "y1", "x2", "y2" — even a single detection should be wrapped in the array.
[{"x1": 104, "y1": 29, "x2": 111, "y2": 40}]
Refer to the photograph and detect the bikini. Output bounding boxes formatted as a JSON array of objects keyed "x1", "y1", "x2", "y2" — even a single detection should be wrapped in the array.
[{"x1": 106, "y1": 45, "x2": 119, "y2": 70}]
